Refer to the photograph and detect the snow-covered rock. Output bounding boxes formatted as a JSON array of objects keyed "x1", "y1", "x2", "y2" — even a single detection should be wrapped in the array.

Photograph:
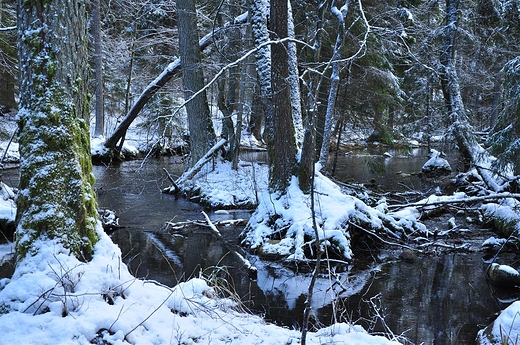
[{"x1": 421, "y1": 149, "x2": 452, "y2": 176}]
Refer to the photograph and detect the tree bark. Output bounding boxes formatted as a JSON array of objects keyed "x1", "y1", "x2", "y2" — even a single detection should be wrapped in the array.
[
  {"x1": 92, "y1": 0, "x2": 104, "y2": 137},
  {"x1": 298, "y1": 1, "x2": 326, "y2": 193},
  {"x1": 16, "y1": 0, "x2": 99, "y2": 260},
  {"x1": 439, "y1": 0, "x2": 500, "y2": 191},
  {"x1": 269, "y1": 0, "x2": 297, "y2": 192},
  {"x1": 319, "y1": 0, "x2": 350, "y2": 168},
  {"x1": 176, "y1": 0, "x2": 216, "y2": 166},
  {"x1": 250, "y1": 0, "x2": 272, "y2": 142}
]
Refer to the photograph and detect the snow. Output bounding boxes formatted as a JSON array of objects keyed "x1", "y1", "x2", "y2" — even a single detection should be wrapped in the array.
[
  {"x1": 421, "y1": 149, "x2": 451, "y2": 174},
  {"x1": 2, "y1": 133, "x2": 517, "y2": 343},
  {"x1": 0, "y1": 223, "x2": 401, "y2": 345},
  {"x1": 477, "y1": 301, "x2": 520, "y2": 345},
  {"x1": 91, "y1": 135, "x2": 138, "y2": 157}
]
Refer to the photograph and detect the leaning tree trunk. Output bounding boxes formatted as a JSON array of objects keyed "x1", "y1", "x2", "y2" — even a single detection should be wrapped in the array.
[
  {"x1": 16, "y1": 0, "x2": 99, "y2": 260},
  {"x1": 318, "y1": 0, "x2": 350, "y2": 168},
  {"x1": 103, "y1": 14, "x2": 248, "y2": 152},
  {"x1": 177, "y1": 0, "x2": 216, "y2": 165},
  {"x1": 439, "y1": 0, "x2": 500, "y2": 191}
]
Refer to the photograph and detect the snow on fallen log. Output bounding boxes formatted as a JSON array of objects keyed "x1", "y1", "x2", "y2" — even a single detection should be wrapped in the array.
[
  {"x1": 163, "y1": 138, "x2": 227, "y2": 194},
  {"x1": 388, "y1": 192, "x2": 520, "y2": 211}
]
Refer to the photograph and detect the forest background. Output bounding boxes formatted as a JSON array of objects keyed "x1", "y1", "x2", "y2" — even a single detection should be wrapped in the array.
[{"x1": 2, "y1": 0, "x2": 519, "y2": 175}]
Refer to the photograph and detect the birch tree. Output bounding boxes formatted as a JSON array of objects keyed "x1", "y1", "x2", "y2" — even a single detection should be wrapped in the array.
[{"x1": 16, "y1": 0, "x2": 99, "y2": 260}]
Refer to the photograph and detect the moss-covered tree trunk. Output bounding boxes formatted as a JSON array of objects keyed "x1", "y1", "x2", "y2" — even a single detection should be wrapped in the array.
[{"x1": 16, "y1": 0, "x2": 99, "y2": 261}]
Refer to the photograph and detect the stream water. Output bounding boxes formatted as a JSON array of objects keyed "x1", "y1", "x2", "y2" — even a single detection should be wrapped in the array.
[{"x1": 2, "y1": 148, "x2": 513, "y2": 344}]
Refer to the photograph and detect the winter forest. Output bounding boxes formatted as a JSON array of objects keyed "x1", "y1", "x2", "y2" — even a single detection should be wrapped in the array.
[{"x1": 0, "y1": 0, "x2": 520, "y2": 344}]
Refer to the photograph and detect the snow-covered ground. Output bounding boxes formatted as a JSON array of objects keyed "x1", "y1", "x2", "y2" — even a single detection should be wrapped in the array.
[{"x1": 0, "y1": 225, "x2": 403, "y2": 345}]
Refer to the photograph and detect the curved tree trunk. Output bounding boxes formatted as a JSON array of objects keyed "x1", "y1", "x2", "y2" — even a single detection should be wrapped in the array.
[
  {"x1": 318, "y1": 0, "x2": 350, "y2": 168},
  {"x1": 439, "y1": 0, "x2": 500, "y2": 191},
  {"x1": 16, "y1": 0, "x2": 99, "y2": 260}
]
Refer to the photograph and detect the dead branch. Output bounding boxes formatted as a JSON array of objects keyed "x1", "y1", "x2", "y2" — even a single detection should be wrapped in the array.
[
  {"x1": 175, "y1": 138, "x2": 227, "y2": 187},
  {"x1": 162, "y1": 168, "x2": 179, "y2": 194},
  {"x1": 163, "y1": 218, "x2": 248, "y2": 233},
  {"x1": 201, "y1": 212, "x2": 257, "y2": 278},
  {"x1": 388, "y1": 193, "x2": 520, "y2": 211}
]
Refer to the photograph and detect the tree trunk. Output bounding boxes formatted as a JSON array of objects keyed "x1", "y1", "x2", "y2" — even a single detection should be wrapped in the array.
[
  {"x1": 318, "y1": 0, "x2": 350, "y2": 168},
  {"x1": 103, "y1": 13, "x2": 248, "y2": 152},
  {"x1": 16, "y1": 0, "x2": 99, "y2": 260},
  {"x1": 439, "y1": 0, "x2": 500, "y2": 191},
  {"x1": 92, "y1": 0, "x2": 104, "y2": 137},
  {"x1": 176, "y1": 0, "x2": 216, "y2": 165},
  {"x1": 250, "y1": 0, "x2": 272, "y2": 142},
  {"x1": 269, "y1": 0, "x2": 297, "y2": 192},
  {"x1": 298, "y1": 0, "x2": 326, "y2": 193},
  {"x1": 287, "y1": 1, "x2": 303, "y2": 146},
  {"x1": 440, "y1": 0, "x2": 480, "y2": 168}
]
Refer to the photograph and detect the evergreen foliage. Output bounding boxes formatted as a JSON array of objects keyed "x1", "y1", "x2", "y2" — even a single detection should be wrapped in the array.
[{"x1": 488, "y1": 57, "x2": 520, "y2": 175}]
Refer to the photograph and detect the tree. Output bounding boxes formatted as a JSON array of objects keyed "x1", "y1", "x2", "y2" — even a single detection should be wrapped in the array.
[
  {"x1": 176, "y1": 0, "x2": 216, "y2": 166},
  {"x1": 0, "y1": 0, "x2": 17, "y2": 113},
  {"x1": 488, "y1": 57, "x2": 520, "y2": 176},
  {"x1": 16, "y1": 0, "x2": 99, "y2": 260},
  {"x1": 92, "y1": 0, "x2": 104, "y2": 137},
  {"x1": 318, "y1": 0, "x2": 350, "y2": 168},
  {"x1": 268, "y1": 0, "x2": 297, "y2": 192}
]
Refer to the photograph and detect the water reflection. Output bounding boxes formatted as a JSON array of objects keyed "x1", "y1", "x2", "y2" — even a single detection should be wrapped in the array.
[
  {"x1": 340, "y1": 253, "x2": 500, "y2": 345},
  {"x1": 331, "y1": 147, "x2": 464, "y2": 192},
  {"x1": 89, "y1": 153, "x2": 506, "y2": 344}
]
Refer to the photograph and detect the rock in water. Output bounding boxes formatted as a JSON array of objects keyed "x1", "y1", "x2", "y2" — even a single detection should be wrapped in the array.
[
  {"x1": 421, "y1": 149, "x2": 452, "y2": 177},
  {"x1": 487, "y1": 263, "x2": 520, "y2": 286}
]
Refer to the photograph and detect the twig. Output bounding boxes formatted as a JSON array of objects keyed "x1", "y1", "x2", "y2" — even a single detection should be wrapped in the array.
[
  {"x1": 389, "y1": 192, "x2": 520, "y2": 210},
  {"x1": 125, "y1": 289, "x2": 175, "y2": 338},
  {"x1": 348, "y1": 221, "x2": 422, "y2": 253},
  {"x1": 162, "y1": 167, "x2": 179, "y2": 193}
]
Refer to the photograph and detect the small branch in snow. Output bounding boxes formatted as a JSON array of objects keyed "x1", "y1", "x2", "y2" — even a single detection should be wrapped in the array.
[
  {"x1": 0, "y1": 26, "x2": 16, "y2": 31},
  {"x1": 388, "y1": 193, "x2": 520, "y2": 211}
]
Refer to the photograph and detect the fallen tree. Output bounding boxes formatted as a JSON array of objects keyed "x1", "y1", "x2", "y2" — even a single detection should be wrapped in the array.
[{"x1": 104, "y1": 13, "x2": 249, "y2": 153}]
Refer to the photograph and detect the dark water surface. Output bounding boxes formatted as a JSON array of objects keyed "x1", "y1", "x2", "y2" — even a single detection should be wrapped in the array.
[{"x1": 0, "y1": 149, "x2": 499, "y2": 344}]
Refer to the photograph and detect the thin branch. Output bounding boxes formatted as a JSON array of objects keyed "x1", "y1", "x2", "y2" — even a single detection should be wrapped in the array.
[{"x1": 388, "y1": 193, "x2": 520, "y2": 210}]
